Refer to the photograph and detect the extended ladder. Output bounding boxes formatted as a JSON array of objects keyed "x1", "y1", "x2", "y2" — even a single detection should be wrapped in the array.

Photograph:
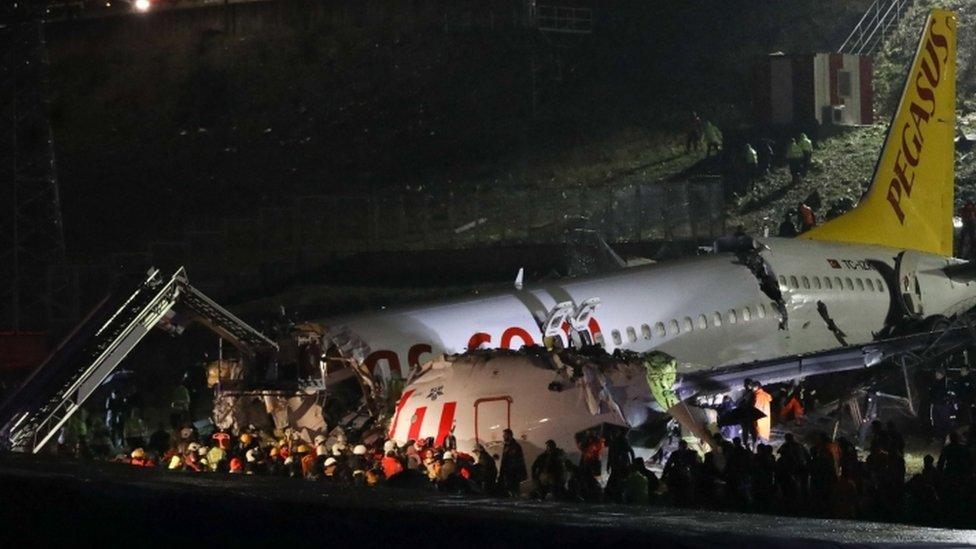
[{"x1": 0, "y1": 267, "x2": 275, "y2": 453}]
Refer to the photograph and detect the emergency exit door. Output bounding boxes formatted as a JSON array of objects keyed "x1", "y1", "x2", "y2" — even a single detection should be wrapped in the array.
[{"x1": 474, "y1": 396, "x2": 512, "y2": 448}]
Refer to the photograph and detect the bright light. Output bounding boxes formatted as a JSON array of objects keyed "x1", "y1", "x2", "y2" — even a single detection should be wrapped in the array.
[{"x1": 134, "y1": 0, "x2": 150, "y2": 12}]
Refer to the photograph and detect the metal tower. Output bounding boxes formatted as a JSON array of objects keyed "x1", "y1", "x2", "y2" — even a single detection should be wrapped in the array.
[{"x1": 0, "y1": 5, "x2": 67, "y2": 332}]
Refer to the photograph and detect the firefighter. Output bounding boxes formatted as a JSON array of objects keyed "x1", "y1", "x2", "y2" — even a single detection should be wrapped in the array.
[
  {"x1": 777, "y1": 211, "x2": 798, "y2": 237},
  {"x1": 753, "y1": 381, "x2": 773, "y2": 443},
  {"x1": 123, "y1": 408, "x2": 148, "y2": 451},
  {"x1": 170, "y1": 377, "x2": 191, "y2": 430},
  {"x1": 779, "y1": 380, "x2": 806, "y2": 424},
  {"x1": 740, "y1": 142, "x2": 759, "y2": 195}
]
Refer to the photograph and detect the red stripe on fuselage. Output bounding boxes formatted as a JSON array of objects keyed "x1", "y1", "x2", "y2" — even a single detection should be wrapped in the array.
[
  {"x1": 436, "y1": 401, "x2": 457, "y2": 446},
  {"x1": 388, "y1": 389, "x2": 416, "y2": 439},
  {"x1": 407, "y1": 406, "x2": 427, "y2": 442}
]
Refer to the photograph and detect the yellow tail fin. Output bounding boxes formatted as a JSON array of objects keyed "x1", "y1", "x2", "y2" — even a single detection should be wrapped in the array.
[{"x1": 801, "y1": 10, "x2": 956, "y2": 256}]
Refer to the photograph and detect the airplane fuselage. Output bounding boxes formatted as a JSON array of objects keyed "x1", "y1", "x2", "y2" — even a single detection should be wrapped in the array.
[{"x1": 321, "y1": 237, "x2": 976, "y2": 383}]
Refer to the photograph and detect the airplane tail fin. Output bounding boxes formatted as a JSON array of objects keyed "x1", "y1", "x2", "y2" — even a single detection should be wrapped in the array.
[{"x1": 800, "y1": 10, "x2": 956, "y2": 256}]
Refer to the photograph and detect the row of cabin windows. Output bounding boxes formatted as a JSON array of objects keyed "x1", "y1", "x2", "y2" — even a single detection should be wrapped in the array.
[
  {"x1": 778, "y1": 274, "x2": 885, "y2": 294},
  {"x1": 608, "y1": 302, "x2": 774, "y2": 346}
]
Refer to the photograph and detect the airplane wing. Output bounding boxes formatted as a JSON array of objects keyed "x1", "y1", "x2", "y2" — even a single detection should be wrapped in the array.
[{"x1": 672, "y1": 319, "x2": 973, "y2": 401}]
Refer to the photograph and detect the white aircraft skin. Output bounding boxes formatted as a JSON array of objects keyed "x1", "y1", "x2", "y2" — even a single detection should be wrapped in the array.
[{"x1": 315, "y1": 10, "x2": 969, "y2": 468}]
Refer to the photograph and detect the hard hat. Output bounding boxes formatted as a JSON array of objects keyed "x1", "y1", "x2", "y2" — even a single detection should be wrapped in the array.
[
  {"x1": 324, "y1": 457, "x2": 337, "y2": 467},
  {"x1": 332, "y1": 443, "x2": 346, "y2": 456},
  {"x1": 315, "y1": 444, "x2": 328, "y2": 457},
  {"x1": 197, "y1": 446, "x2": 208, "y2": 457},
  {"x1": 130, "y1": 448, "x2": 145, "y2": 459},
  {"x1": 443, "y1": 451, "x2": 454, "y2": 460},
  {"x1": 383, "y1": 440, "x2": 396, "y2": 453},
  {"x1": 239, "y1": 433, "x2": 253, "y2": 445},
  {"x1": 296, "y1": 444, "x2": 310, "y2": 454},
  {"x1": 168, "y1": 455, "x2": 182, "y2": 470},
  {"x1": 246, "y1": 448, "x2": 258, "y2": 463},
  {"x1": 314, "y1": 434, "x2": 327, "y2": 446},
  {"x1": 284, "y1": 456, "x2": 294, "y2": 465},
  {"x1": 229, "y1": 457, "x2": 243, "y2": 472},
  {"x1": 352, "y1": 444, "x2": 367, "y2": 456},
  {"x1": 187, "y1": 442, "x2": 201, "y2": 453}
]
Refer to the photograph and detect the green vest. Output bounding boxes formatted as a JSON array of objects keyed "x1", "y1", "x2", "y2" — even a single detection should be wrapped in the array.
[
  {"x1": 786, "y1": 142, "x2": 803, "y2": 160},
  {"x1": 643, "y1": 352, "x2": 679, "y2": 410}
]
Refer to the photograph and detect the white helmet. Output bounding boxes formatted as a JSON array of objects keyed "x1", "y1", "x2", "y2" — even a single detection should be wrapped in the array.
[
  {"x1": 352, "y1": 444, "x2": 367, "y2": 456},
  {"x1": 246, "y1": 448, "x2": 258, "y2": 463},
  {"x1": 314, "y1": 434, "x2": 327, "y2": 446},
  {"x1": 187, "y1": 442, "x2": 201, "y2": 453},
  {"x1": 443, "y1": 451, "x2": 455, "y2": 460},
  {"x1": 197, "y1": 446, "x2": 208, "y2": 457},
  {"x1": 332, "y1": 443, "x2": 347, "y2": 456},
  {"x1": 324, "y1": 457, "x2": 337, "y2": 467},
  {"x1": 315, "y1": 444, "x2": 328, "y2": 457},
  {"x1": 383, "y1": 440, "x2": 397, "y2": 453}
]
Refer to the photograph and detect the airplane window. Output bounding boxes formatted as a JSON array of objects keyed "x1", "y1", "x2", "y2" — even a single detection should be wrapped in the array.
[
  {"x1": 757, "y1": 304, "x2": 766, "y2": 318},
  {"x1": 641, "y1": 324, "x2": 652, "y2": 340},
  {"x1": 801, "y1": 276, "x2": 810, "y2": 289},
  {"x1": 813, "y1": 277, "x2": 822, "y2": 290},
  {"x1": 742, "y1": 307, "x2": 752, "y2": 321},
  {"x1": 655, "y1": 322, "x2": 666, "y2": 337},
  {"x1": 626, "y1": 326, "x2": 637, "y2": 343},
  {"x1": 824, "y1": 277, "x2": 833, "y2": 289},
  {"x1": 697, "y1": 314, "x2": 708, "y2": 329},
  {"x1": 594, "y1": 332, "x2": 605, "y2": 346},
  {"x1": 878, "y1": 279, "x2": 885, "y2": 292},
  {"x1": 712, "y1": 312, "x2": 722, "y2": 327},
  {"x1": 789, "y1": 276, "x2": 798, "y2": 289},
  {"x1": 856, "y1": 278, "x2": 865, "y2": 291},
  {"x1": 845, "y1": 278, "x2": 854, "y2": 290},
  {"x1": 835, "y1": 277, "x2": 843, "y2": 290},
  {"x1": 611, "y1": 330, "x2": 622, "y2": 345},
  {"x1": 683, "y1": 317, "x2": 693, "y2": 332},
  {"x1": 668, "y1": 319, "x2": 679, "y2": 335},
  {"x1": 865, "y1": 279, "x2": 875, "y2": 291},
  {"x1": 778, "y1": 275, "x2": 787, "y2": 290},
  {"x1": 727, "y1": 309, "x2": 737, "y2": 324}
]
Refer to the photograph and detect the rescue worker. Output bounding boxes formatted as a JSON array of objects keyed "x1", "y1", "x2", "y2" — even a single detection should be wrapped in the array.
[
  {"x1": 718, "y1": 395, "x2": 740, "y2": 441},
  {"x1": 123, "y1": 408, "x2": 148, "y2": 451},
  {"x1": 739, "y1": 379, "x2": 758, "y2": 449},
  {"x1": 740, "y1": 142, "x2": 758, "y2": 195},
  {"x1": 471, "y1": 444, "x2": 498, "y2": 494},
  {"x1": 786, "y1": 137, "x2": 804, "y2": 184},
  {"x1": 382, "y1": 450, "x2": 404, "y2": 479},
  {"x1": 622, "y1": 460, "x2": 650, "y2": 505},
  {"x1": 704, "y1": 121, "x2": 723, "y2": 158},
  {"x1": 606, "y1": 430, "x2": 636, "y2": 502},
  {"x1": 129, "y1": 448, "x2": 154, "y2": 467},
  {"x1": 531, "y1": 439, "x2": 568, "y2": 500},
  {"x1": 662, "y1": 439, "x2": 700, "y2": 506},
  {"x1": 170, "y1": 378, "x2": 191, "y2": 430},
  {"x1": 777, "y1": 211, "x2": 798, "y2": 237},
  {"x1": 797, "y1": 201, "x2": 816, "y2": 233},
  {"x1": 752, "y1": 381, "x2": 773, "y2": 444},
  {"x1": 779, "y1": 380, "x2": 806, "y2": 424},
  {"x1": 498, "y1": 428, "x2": 527, "y2": 497},
  {"x1": 349, "y1": 444, "x2": 369, "y2": 484},
  {"x1": 105, "y1": 389, "x2": 127, "y2": 447},
  {"x1": 798, "y1": 133, "x2": 814, "y2": 175}
]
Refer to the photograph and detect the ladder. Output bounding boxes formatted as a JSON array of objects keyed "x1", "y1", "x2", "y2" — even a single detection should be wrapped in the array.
[
  {"x1": 0, "y1": 267, "x2": 275, "y2": 453},
  {"x1": 838, "y1": 0, "x2": 914, "y2": 55}
]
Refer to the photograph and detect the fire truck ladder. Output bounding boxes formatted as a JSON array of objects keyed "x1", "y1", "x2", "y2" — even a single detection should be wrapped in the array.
[{"x1": 0, "y1": 267, "x2": 275, "y2": 453}]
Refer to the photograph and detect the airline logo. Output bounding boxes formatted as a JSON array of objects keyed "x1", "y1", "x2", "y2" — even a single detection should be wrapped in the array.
[{"x1": 885, "y1": 13, "x2": 954, "y2": 224}]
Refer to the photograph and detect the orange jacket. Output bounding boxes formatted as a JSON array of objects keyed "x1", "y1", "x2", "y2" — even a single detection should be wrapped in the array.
[{"x1": 754, "y1": 388, "x2": 773, "y2": 441}]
